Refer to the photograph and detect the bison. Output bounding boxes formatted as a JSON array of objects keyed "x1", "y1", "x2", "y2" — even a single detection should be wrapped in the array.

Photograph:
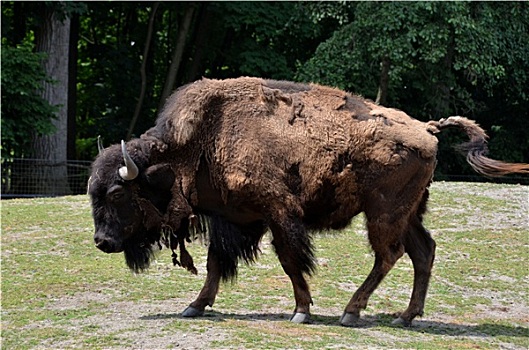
[{"x1": 88, "y1": 77, "x2": 528, "y2": 326}]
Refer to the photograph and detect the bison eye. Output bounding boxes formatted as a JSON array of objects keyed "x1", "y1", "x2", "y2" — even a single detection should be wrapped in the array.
[{"x1": 107, "y1": 185, "x2": 126, "y2": 203}]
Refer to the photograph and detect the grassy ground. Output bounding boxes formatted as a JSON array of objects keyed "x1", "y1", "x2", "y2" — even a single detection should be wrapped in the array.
[{"x1": 1, "y1": 181, "x2": 528, "y2": 349}]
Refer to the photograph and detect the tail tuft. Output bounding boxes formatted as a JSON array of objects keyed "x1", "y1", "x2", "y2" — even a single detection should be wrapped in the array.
[{"x1": 428, "y1": 116, "x2": 529, "y2": 177}]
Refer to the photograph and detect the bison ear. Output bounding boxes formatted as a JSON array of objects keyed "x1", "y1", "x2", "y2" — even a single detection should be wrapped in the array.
[{"x1": 144, "y1": 164, "x2": 175, "y2": 191}]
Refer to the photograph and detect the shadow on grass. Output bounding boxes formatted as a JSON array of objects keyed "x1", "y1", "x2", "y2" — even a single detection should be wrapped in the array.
[
  {"x1": 409, "y1": 319, "x2": 528, "y2": 338},
  {"x1": 141, "y1": 311, "x2": 528, "y2": 338}
]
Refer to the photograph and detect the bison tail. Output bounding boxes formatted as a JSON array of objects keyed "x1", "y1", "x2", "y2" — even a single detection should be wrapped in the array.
[{"x1": 427, "y1": 116, "x2": 529, "y2": 177}]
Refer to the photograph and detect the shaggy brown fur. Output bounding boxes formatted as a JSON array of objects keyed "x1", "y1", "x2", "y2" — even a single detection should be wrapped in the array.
[{"x1": 90, "y1": 77, "x2": 529, "y2": 327}]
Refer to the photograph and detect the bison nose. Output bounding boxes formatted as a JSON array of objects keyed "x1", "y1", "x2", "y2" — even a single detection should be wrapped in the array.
[
  {"x1": 94, "y1": 235, "x2": 113, "y2": 253},
  {"x1": 94, "y1": 233, "x2": 122, "y2": 253}
]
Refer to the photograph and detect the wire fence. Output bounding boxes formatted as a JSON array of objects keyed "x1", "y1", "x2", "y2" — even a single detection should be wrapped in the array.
[
  {"x1": 1, "y1": 158, "x2": 527, "y2": 199},
  {"x1": 1, "y1": 158, "x2": 92, "y2": 199}
]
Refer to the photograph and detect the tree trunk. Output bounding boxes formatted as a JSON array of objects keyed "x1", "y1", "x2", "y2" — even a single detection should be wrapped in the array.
[
  {"x1": 126, "y1": 2, "x2": 160, "y2": 140},
  {"x1": 435, "y1": 29, "x2": 456, "y2": 118},
  {"x1": 31, "y1": 6, "x2": 71, "y2": 196},
  {"x1": 186, "y1": 3, "x2": 213, "y2": 82},
  {"x1": 68, "y1": 13, "x2": 79, "y2": 160},
  {"x1": 13, "y1": 2, "x2": 27, "y2": 45},
  {"x1": 157, "y1": 4, "x2": 196, "y2": 111},
  {"x1": 375, "y1": 56, "x2": 390, "y2": 105}
]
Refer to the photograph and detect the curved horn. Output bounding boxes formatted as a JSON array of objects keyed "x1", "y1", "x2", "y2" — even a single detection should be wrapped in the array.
[
  {"x1": 97, "y1": 135, "x2": 104, "y2": 155},
  {"x1": 119, "y1": 140, "x2": 139, "y2": 180}
]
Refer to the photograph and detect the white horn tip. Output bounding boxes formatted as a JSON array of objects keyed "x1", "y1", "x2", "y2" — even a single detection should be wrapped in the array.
[{"x1": 118, "y1": 166, "x2": 128, "y2": 179}]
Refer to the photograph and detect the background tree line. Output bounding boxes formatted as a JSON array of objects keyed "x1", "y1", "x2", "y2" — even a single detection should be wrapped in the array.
[{"x1": 2, "y1": 1, "x2": 528, "y2": 188}]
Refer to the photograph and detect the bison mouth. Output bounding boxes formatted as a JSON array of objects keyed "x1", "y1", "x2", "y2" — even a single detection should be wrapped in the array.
[
  {"x1": 94, "y1": 233, "x2": 124, "y2": 253},
  {"x1": 94, "y1": 231, "x2": 159, "y2": 273}
]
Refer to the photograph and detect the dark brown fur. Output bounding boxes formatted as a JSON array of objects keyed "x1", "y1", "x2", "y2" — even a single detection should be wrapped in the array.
[{"x1": 89, "y1": 77, "x2": 529, "y2": 326}]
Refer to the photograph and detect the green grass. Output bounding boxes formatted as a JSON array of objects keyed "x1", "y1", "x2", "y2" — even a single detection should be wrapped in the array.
[{"x1": 2, "y1": 182, "x2": 528, "y2": 349}]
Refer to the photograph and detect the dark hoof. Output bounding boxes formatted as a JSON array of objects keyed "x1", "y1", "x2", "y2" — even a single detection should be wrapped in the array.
[
  {"x1": 391, "y1": 316, "x2": 412, "y2": 327},
  {"x1": 182, "y1": 306, "x2": 204, "y2": 318},
  {"x1": 339, "y1": 312, "x2": 361, "y2": 327},
  {"x1": 290, "y1": 312, "x2": 310, "y2": 324}
]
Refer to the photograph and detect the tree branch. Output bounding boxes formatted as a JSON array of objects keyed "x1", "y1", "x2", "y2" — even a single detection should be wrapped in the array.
[
  {"x1": 375, "y1": 56, "x2": 390, "y2": 105},
  {"x1": 157, "y1": 4, "x2": 196, "y2": 112},
  {"x1": 126, "y1": 2, "x2": 160, "y2": 140}
]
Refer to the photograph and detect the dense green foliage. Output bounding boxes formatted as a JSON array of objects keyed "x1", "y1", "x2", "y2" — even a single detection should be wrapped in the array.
[
  {"x1": 1, "y1": 1, "x2": 527, "y2": 179},
  {"x1": 297, "y1": 2, "x2": 529, "y2": 177},
  {"x1": 74, "y1": 2, "x2": 322, "y2": 153},
  {"x1": 0, "y1": 43, "x2": 57, "y2": 158}
]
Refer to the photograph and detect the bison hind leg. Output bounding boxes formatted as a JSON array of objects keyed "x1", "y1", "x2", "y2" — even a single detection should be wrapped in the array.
[
  {"x1": 341, "y1": 218, "x2": 406, "y2": 327},
  {"x1": 394, "y1": 216, "x2": 436, "y2": 326},
  {"x1": 341, "y1": 212, "x2": 436, "y2": 327}
]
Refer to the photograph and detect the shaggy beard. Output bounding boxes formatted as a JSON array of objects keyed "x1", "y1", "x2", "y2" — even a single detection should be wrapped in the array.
[{"x1": 123, "y1": 231, "x2": 160, "y2": 273}]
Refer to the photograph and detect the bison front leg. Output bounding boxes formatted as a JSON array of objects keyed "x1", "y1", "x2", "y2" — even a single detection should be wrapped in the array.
[
  {"x1": 269, "y1": 220, "x2": 315, "y2": 324},
  {"x1": 182, "y1": 246, "x2": 221, "y2": 317}
]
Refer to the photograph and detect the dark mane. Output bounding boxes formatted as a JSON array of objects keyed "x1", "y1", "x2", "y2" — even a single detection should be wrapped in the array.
[{"x1": 204, "y1": 214, "x2": 267, "y2": 281}]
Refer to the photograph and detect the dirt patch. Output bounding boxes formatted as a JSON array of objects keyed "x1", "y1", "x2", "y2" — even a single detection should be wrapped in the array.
[
  {"x1": 429, "y1": 181, "x2": 528, "y2": 230},
  {"x1": 39, "y1": 298, "x2": 229, "y2": 349}
]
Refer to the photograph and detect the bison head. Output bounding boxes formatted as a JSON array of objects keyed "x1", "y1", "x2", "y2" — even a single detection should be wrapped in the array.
[{"x1": 88, "y1": 139, "x2": 176, "y2": 272}]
